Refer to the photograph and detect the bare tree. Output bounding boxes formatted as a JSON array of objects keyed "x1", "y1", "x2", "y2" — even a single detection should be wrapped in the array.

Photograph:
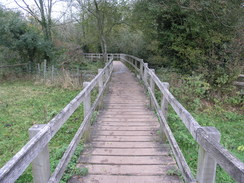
[
  {"x1": 13, "y1": 0, "x2": 53, "y2": 41},
  {"x1": 75, "y1": 0, "x2": 123, "y2": 61}
]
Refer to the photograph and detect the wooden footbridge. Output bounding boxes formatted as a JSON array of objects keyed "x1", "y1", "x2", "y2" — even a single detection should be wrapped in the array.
[{"x1": 0, "y1": 54, "x2": 243, "y2": 183}]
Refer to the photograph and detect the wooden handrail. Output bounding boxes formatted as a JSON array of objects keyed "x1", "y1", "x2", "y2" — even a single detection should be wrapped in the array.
[
  {"x1": 0, "y1": 57, "x2": 114, "y2": 183},
  {"x1": 121, "y1": 54, "x2": 244, "y2": 183}
]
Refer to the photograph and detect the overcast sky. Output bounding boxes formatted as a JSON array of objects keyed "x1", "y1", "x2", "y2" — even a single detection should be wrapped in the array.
[{"x1": 0, "y1": 0, "x2": 71, "y2": 20}]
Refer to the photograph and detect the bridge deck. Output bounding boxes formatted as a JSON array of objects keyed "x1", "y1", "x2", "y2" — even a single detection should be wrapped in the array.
[{"x1": 74, "y1": 61, "x2": 180, "y2": 183}]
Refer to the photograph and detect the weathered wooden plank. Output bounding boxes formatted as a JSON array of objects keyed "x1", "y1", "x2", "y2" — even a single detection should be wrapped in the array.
[
  {"x1": 79, "y1": 155, "x2": 174, "y2": 165},
  {"x1": 90, "y1": 141, "x2": 166, "y2": 148},
  {"x1": 94, "y1": 130, "x2": 154, "y2": 136},
  {"x1": 77, "y1": 175, "x2": 180, "y2": 183},
  {"x1": 82, "y1": 148, "x2": 169, "y2": 156},
  {"x1": 92, "y1": 135, "x2": 156, "y2": 142},
  {"x1": 79, "y1": 164, "x2": 176, "y2": 175}
]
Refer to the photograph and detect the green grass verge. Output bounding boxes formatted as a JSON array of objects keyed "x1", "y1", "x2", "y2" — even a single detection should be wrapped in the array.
[{"x1": 0, "y1": 81, "x2": 84, "y2": 182}]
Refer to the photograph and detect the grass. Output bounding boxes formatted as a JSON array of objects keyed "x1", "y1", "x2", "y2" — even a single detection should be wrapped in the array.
[{"x1": 0, "y1": 80, "x2": 84, "y2": 182}]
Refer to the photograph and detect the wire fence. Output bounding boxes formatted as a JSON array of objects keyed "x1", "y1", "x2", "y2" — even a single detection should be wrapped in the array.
[{"x1": 0, "y1": 56, "x2": 102, "y2": 88}]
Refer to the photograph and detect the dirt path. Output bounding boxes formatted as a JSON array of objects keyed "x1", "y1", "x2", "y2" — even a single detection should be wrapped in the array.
[{"x1": 74, "y1": 61, "x2": 180, "y2": 183}]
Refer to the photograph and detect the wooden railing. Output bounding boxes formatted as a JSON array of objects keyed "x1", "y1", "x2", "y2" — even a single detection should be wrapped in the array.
[
  {"x1": 1, "y1": 53, "x2": 243, "y2": 183},
  {"x1": 119, "y1": 53, "x2": 244, "y2": 183},
  {"x1": 0, "y1": 57, "x2": 113, "y2": 183}
]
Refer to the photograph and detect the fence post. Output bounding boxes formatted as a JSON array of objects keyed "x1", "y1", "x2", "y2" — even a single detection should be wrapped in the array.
[
  {"x1": 109, "y1": 62, "x2": 113, "y2": 74},
  {"x1": 29, "y1": 124, "x2": 50, "y2": 183},
  {"x1": 98, "y1": 69, "x2": 103, "y2": 94},
  {"x1": 161, "y1": 82, "x2": 169, "y2": 119},
  {"x1": 150, "y1": 69, "x2": 155, "y2": 108},
  {"x1": 105, "y1": 66, "x2": 110, "y2": 80},
  {"x1": 98, "y1": 69, "x2": 104, "y2": 110},
  {"x1": 83, "y1": 82, "x2": 91, "y2": 142},
  {"x1": 28, "y1": 61, "x2": 31, "y2": 73},
  {"x1": 144, "y1": 63, "x2": 148, "y2": 85},
  {"x1": 83, "y1": 82, "x2": 91, "y2": 117},
  {"x1": 161, "y1": 82, "x2": 169, "y2": 142},
  {"x1": 43, "y1": 60, "x2": 47, "y2": 81},
  {"x1": 196, "y1": 127, "x2": 221, "y2": 183},
  {"x1": 51, "y1": 65, "x2": 54, "y2": 82},
  {"x1": 76, "y1": 66, "x2": 80, "y2": 85},
  {"x1": 135, "y1": 59, "x2": 138, "y2": 69},
  {"x1": 37, "y1": 63, "x2": 40, "y2": 76},
  {"x1": 140, "y1": 60, "x2": 143, "y2": 78}
]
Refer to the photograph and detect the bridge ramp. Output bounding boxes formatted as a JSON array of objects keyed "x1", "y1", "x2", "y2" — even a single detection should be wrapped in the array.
[{"x1": 75, "y1": 61, "x2": 180, "y2": 183}]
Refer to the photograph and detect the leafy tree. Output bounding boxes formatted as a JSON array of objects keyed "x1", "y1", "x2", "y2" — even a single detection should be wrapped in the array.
[
  {"x1": 132, "y1": 0, "x2": 244, "y2": 91},
  {"x1": 0, "y1": 7, "x2": 52, "y2": 68}
]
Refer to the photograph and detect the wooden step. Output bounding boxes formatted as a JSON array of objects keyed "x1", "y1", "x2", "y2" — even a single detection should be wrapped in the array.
[
  {"x1": 78, "y1": 155, "x2": 174, "y2": 165},
  {"x1": 76, "y1": 175, "x2": 180, "y2": 183},
  {"x1": 89, "y1": 142, "x2": 168, "y2": 148},
  {"x1": 82, "y1": 148, "x2": 170, "y2": 156}
]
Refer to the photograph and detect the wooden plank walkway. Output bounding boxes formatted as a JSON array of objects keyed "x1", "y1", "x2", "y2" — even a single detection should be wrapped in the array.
[{"x1": 74, "y1": 61, "x2": 180, "y2": 183}]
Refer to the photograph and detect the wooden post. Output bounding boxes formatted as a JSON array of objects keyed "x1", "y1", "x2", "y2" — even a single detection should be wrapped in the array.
[
  {"x1": 161, "y1": 82, "x2": 169, "y2": 142},
  {"x1": 37, "y1": 63, "x2": 40, "y2": 76},
  {"x1": 29, "y1": 124, "x2": 50, "y2": 183},
  {"x1": 135, "y1": 59, "x2": 138, "y2": 69},
  {"x1": 144, "y1": 63, "x2": 148, "y2": 85},
  {"x1": 109, "y1": 62, "x2": 113, "y2": 75},
  {"x1": 51, "y1": 65, "x2": 54, "y2": 82},
  {"x1": 28, "y1": 62, "x2": 31, "y2": 73},
  {"x1": 197, "y1": 127, "x2": 221, "y2": 183},
  {"x1": 98, "y1": 69, "x2": 103, "y2": 94},
  {"x1": 98, "y1": 69, "x2": 104, "y2": 110},
  {"x1": 105, "y1": 67, "x2": 109, "y2": 80},
  {"x1": 83, "y1": 82, "x2": 91, "y2": 117},
  {"x1": 140, "y1": 60, "x2": 143, "y2": 78},
  {"x1": 76, "y1": 66, "x2": 80, "y2": 85},
  {"x1": 83, "y1": 81, "x2": 91, "y2": 142},
  {"x1": 76, "y1": 66, "x2": 79, "y2": 75},
  {"x1": 161, "y1": 82, "x2": 169, "y2": 119},
  {"x1": 43, "y1": 60, "x2": 47, "y2": 81},
  {"x1": 150, "y1": 69, "x2": 155, "y2": 108}
]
